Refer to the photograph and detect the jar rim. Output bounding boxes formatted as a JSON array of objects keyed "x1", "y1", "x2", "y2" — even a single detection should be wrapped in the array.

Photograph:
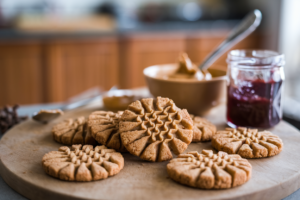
[{"x1": 227, "y1": 49, "x2": 285, "y2": 69}]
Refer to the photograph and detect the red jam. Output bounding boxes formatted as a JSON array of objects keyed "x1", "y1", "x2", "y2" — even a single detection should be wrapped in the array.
[{"x1": 227, "y1": 80, "x2": 283, "y2": 128}]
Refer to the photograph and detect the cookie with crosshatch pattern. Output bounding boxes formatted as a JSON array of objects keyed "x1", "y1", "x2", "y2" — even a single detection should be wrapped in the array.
[
  {"x1": 52, "y1": 116, "x2": 97, "y2": 145},
  {"x1": 212, "y1": 127, "x2": 283, "y2": 158},
  {"x1": 119, "y1": 96, "x2": 194, "y2": 162},
  {"x1": 167, "y1": 150, "x2": 252, "y2": 189},
  {"x1": 88, "y1": 111, "x2": 126, "y2": 152},
  {"x1": 42, "y1": 144, "x2": 124, "y2": 181},
  {"x1": 190, "y1": 114, "x2": 217, "y2": 142}
]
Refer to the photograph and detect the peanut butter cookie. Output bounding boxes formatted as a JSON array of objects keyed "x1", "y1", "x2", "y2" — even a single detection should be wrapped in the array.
[
  {"x1": 42, "y1": 144, "x2": 124, "y2": 181},
  {"x1": 52, "y1": 116, "x2": 97, "y2": 145},
  {"x1": 190, "y1": 115, "x2": 216, "y2": 142},
  {"x1": 212, "y1": 127, "x2": 283, "y2": 158},
  {"x1": 88, "y1": 111, "x2": 127, "y2": 152},
  {"x1": 167, "y1": 150, "x2": 252, "y2": 189},
  {"x1": 119, "y1": 97, "x2": 194, "y2": 162}
]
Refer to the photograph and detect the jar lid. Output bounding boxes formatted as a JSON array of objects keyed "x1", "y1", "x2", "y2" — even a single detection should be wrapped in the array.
[{"x1": 227, "y1": 49, "x2": 285, "y2": 68}]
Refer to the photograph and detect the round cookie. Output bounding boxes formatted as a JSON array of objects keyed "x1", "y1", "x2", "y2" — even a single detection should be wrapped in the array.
[
  {"x1": 52, "y1": 116, "x2": 97, "y2": 145},
  {"x1": 212, "y1": 127, "x2": 283, "y2": 158},
  {"x1": 167, "y1": 149, "x2": 252, "y2": 189},
  {"x1": 190, "y1": 114, "x2": 216, "y2": 142},
  {"x1": 42, "y1": 144, "x2": 124, "y2": 181},
  {"x1": 88, "y1": 111, "x2": 126, "y2": 152},
  {"x1": 119, "y1": 96, "x2": 194, "y2": 162}
]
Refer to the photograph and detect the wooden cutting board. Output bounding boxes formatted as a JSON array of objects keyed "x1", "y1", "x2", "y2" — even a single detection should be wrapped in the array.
[{"x1": 0, "y1": 105, "x2": 300, "y2": 200}]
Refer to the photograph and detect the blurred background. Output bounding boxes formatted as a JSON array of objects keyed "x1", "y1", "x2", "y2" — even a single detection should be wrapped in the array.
[{"x1": 0, "y1": 0, "x2": 299, "y2": 107}]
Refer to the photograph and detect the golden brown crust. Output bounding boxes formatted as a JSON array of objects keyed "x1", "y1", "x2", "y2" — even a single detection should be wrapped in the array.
[
  {"x1": 52, "y1": 117, "x2": 97, "y2": 145},
  {"x1": 88, "y1": 111, "x2": 126, "y2": 152},
  {"x1": 42, "y1": 145, "x2": 124, "y2": 181},
  {"x1": 212, "y1": 127, "x2": 283, "y2": 158},
  {"x1": 190, "y1": 115, "x2": 217, "y2": 142},
  {"x1": 119, "y1": 97, "x2": 194, "y2": 162},
  {"x1": 167, "y1": 150, "x2": 252, "y2": 189}
]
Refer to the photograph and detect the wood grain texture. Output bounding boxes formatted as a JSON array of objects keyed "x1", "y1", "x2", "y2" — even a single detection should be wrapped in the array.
[
  {"x1": 44, "y1": 37, "x2": 119, "y2": 102},
  {"x1": 0, "y1": 37, "x2": 119, "y2": 105},
  {"x1": 0, "y1": 104, "x2": 299, "y2": 200},
  {"x1": 0, "y1": 32, "x2": 262, "y2": 105},
  {"x1": 0, "y1": 40, "x2": 43, "y2": 106}
]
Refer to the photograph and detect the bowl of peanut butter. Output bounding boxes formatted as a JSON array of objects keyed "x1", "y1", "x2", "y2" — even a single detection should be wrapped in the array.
[{"x1": 143, "y1": 53, "x2": 227, "y2": 115}]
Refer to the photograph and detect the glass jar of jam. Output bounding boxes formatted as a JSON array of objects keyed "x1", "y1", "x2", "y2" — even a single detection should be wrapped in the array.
[{"x1": 226, "y1": 50, "x2": 285, "y2": 128}]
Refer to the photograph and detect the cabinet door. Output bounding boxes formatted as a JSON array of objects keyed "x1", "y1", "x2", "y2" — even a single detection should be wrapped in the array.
[
  {"x1": 44, "y1": 37, "x2": 119, "y2": 102},
  {"x1": 120, "y1": 33, "x2": 186, "y2": 88},
  {"x1": 0, "y1": 41, "x2": 43, "y2": 106}
]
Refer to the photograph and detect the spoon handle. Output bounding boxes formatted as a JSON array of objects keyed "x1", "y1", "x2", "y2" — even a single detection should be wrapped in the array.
[
  {"x1": 198, "y1": 9, "x2": 262, "y2": 71},
  {"x1": 62, "y1": 95, "x2": 101, "y2": 111},
  {"x1": 61, "y1": 86, "x2": 118, "y2": 110}
]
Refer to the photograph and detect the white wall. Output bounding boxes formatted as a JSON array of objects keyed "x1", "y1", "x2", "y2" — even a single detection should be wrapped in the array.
[{"x1": 279, "y1": 0, "x2": 300, "y2": 79}]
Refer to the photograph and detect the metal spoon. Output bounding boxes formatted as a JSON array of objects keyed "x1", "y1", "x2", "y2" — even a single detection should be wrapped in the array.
[{"x1": 198, "y1": 9, "x2": 262, "y2": 71}]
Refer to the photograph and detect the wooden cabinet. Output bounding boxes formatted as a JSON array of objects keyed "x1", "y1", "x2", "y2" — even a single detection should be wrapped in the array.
[
  {"x1": 0, "y1": 31, "x2": 262, "y2": 106},
  {"x1": 0, "y1": 41, "x2": 43, "y2": 106},
  {"x1": 0, "y1": 37, "x2": 119, "y2": 105},
  {"x1": 44, "y1": 37, "x2": 119, "y2": 102}
]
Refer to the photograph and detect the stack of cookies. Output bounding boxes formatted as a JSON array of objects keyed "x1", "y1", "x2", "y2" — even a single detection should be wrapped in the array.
[{"x1": 43, "y1": 96, "x2": 283, "y2": 190}]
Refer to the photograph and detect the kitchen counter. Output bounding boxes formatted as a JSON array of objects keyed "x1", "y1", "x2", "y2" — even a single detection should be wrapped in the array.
[{"x1": 0, "y1": 20, "x2": 239, "y2": 40}]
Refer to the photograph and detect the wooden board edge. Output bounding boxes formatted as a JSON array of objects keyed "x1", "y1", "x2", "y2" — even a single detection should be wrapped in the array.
[{"x1": 0, "y1": 160, "x2": 88, "y2": 200}]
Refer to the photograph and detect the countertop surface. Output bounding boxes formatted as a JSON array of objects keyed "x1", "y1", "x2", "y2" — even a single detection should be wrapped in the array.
[{"x1": 0, "y1": 20, "x2": 239, "y2": 40}]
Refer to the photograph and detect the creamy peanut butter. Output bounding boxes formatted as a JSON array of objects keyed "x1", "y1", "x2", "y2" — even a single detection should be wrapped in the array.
[
  {"x1": 37, "y1": 109, "x2": 64, "y2": 115},
  {"x1": 168, "y1": 52, "x2": 211, "y2": 80}
]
